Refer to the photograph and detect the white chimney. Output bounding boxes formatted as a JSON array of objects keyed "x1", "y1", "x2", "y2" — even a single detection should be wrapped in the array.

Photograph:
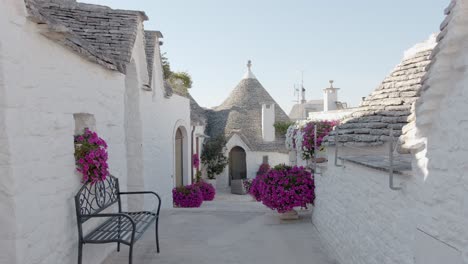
[
  {"x1": 323, "y1": 80, "x2": 339, "y2": 112},
  {"x1": 262, "y1": 103, "x2": 275, "y2": 142}
]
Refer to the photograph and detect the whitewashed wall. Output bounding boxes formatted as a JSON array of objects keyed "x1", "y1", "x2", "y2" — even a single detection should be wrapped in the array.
[
  {"x1": 140, "y1": 31, "x2": 191, "y2": 208},
  {"x1": 307, "y1": 108, "x2": 355, "y2": 121},
  {"x1": 0, "y1": 2, "x2": 16, "y2": 262},
  {"x1": 405, "y1": 2, "x2": 468, "y2": 263},
  {"x1": 217, "y1": 135, "x2": 289, "y2": 189},
  {"x1": 313, "y1": 147, "x2": 414, "y2": 264},
  {"x1": 0, "y1": 2, "x2": 129, "y2": 264}
]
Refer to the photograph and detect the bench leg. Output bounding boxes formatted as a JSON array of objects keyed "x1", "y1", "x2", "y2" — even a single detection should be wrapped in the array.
[
  {"x1": 78, "y1": 242, "x2": 83, "y2": 264},
  {"x1": 155, "y1": 218, "x2": 160, "y2": 253},
  {"x1": 117, "y1": 242, "x2": 120, "y2": 252},
  {"x1": 129, "y1": 244, "x2": 133, "y2": 264}
]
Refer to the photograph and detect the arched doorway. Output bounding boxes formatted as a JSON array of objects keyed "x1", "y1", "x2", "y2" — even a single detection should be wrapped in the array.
[
  {"x1": 175, "y1": 128, "x2": 184, "y2": 187},
  {"x1": 229, "y1": 146, "x2": 246, "y2": 186}
]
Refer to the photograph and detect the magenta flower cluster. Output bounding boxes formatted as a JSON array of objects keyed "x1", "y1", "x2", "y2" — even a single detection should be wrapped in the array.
[
  {"x1": 74, "y1": 128, "x2": 109, "y2": 184},
  {"x1": 301, "y1": 120, "x2": 338, "y2": 160},
  {"x1": 242, "y1": 179, "x2": 253, "y2": 193},
  {"x1": 249, "y1": 165, "x2": 315, "y2": 213},
  {"x1": 192, "y1": 154, "x2": 200, "y2": 170},
  {"x1": 172, "y1": 185, "x2": 204, "y2": 208},
  {"x1": 256, "y1": 163, "x2": 271, "y2": 176},
  {"x1": 195, "y1": 181, "x2": 216, "y2": 201}
]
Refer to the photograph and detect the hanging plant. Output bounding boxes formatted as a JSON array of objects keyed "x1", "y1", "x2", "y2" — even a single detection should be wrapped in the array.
[{"x1": 74, "y1": 128, "x2": 109, "y2": 184}]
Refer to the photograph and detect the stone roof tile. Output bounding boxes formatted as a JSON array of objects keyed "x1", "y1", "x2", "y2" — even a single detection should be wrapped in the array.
[
  {"x1": 206, "y1": 74, "x2": 290, "y2": 153},
  {"x1": 25, "y1": 0, "x2": 148, "y2": 74},
  {"x1": 326, "y1": 46, "x2": 434, "y2": 147}
]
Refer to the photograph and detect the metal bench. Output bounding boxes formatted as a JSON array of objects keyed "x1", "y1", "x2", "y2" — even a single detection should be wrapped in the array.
[{"x1": 75, "y1": 175, "x2": 161, "y2": 264}]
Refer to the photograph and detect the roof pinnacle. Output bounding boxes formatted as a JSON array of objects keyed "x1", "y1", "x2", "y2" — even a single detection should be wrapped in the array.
[{"x1": 243, "y1": 59, "x2": 256, "y2": 79}]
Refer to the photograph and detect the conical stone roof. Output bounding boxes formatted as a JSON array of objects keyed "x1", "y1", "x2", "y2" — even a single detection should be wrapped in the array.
[{"x1": 206, "y1": 61, "x2": 290, "y2": 153}]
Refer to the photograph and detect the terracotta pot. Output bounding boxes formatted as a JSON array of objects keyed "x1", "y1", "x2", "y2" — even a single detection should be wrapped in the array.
[{"x1": 279, "y1": 209, "x2": 299, "y2": 220}]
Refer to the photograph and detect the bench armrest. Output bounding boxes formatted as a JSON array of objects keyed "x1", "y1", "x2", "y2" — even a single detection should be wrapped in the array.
[
  {"x1": 119, "y1": 191, "x2": 161, "y2": 215},
  {"x1": 86, "y1": 213, "x2": 136, "y2": 229}
]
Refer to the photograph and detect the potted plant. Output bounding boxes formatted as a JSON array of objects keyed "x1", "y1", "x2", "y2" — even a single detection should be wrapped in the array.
[
  {"x1": 194, "y1": 181, "x2": 216, "y2": 201},
  {"x1": 74, "y1": 128, "x2": 109, "y2": 184},
  {"x1": 251, "y1": 165, "x2": 315, "y2": 220},
  {"x1": 201, "y1": 135, "x2": 228, "y2": 185},
  {"x1": 172, "y1": 184, "x2": 203, "y2": 208}
]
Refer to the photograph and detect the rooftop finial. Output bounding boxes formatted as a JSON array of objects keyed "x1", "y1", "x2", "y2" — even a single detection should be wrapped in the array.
[
  {"x1": 329, "y1": 80, "x2": 334, "y2": 88},
  {"x1": 243, "y1": 59, "x2": 256, "y2": 79}
]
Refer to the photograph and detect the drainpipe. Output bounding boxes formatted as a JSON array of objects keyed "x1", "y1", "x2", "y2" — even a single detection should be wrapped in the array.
[{"x1": 191, "y1": 125, "x2": 195, "y2": 182}]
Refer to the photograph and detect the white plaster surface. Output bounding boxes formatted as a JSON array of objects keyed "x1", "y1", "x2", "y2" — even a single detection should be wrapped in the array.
[
  {"x1": 312, "y1": 147, "x2": 414, "y2": 264},
  {"x1": 0, "y1": 2, "x2": 191, "y2": 264},
  {"x1": 103, "y1": 192, "x2": 335, "y2": 264},
  {"x1": 217, "y1": 135, "x2": 289, "y2": 189}
]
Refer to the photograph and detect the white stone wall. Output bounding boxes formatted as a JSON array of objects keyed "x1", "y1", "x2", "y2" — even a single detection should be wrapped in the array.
[
  {"x1": 404, "y1": 2, "x2": 468, "y2": 263},
  {"x1": 308, "y1": 108, "x2": 355, "y2": 121},
  {"x1": 0, "y1": 3, "x2": 16, "y2": 262},
  {"x1": 140, "y1": 31, "x2": 191, "y2": 208},
  {"x1": 1, "y1": 4, "x2": 128, "y2": 264},
  {"x1": 216, "y1": 135, "x2": 289, "y2": 189},
  {"x1": 313, "y1": 147, "x2": 414, "y2": 264}
]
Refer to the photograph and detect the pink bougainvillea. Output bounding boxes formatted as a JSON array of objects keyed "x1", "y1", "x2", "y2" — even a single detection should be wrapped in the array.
[
  {"x1": 192, "y1": 153, "x2": 200, "y2": 170},
  {"x1": 172, "y1": 185, "x2": 203, "y2": 208},
  {"x1": 250, "y1": 166, "x2": 315, "y2": 213},
  {"x1": 301, "y1": 120, "x2": 338, "y2": 160},
  {"x1": 74, "y1": 128, "x2": 109, "y2": 184},
  {"x1": 256, "y1": 163, "x2": 270, "y2": 176},
  {"x1": 194, "y1": 181, "x2": 216, "y2": 201}
]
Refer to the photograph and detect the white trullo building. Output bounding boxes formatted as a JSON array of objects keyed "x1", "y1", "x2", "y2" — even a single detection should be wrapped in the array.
[
  {"x1": 1, "y1": 0, "x2": 192, "y2": 263},
  {"x1": 205, "y1": 61, "x2": 291, "y2": 189}
]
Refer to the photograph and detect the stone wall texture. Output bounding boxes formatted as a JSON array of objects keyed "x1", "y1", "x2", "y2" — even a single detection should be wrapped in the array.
[
  {"x1": 313, "y1": 2, "x2": 468, "y2": 264},
  {"x1": 313, "y1": 147, "x2": 414, "y2": 264},
  {"x1": 0, "y1": 1, "x2": 191, "y2": 263}
]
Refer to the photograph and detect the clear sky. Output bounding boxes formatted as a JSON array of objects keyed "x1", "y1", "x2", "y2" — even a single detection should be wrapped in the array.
[{"x1": 82, "y1": 0, "x2": 448, "y2": 113}]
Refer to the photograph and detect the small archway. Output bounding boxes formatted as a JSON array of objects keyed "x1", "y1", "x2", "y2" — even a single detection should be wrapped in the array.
[
  {"x1": 229, "y1": 146, "x2": 247, "y2": 186},
  {"x1": 175, "y1": 127, "x2": 184, "y2": 187}
]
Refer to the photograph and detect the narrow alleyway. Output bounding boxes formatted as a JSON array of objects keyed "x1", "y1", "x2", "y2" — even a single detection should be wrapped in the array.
[{"x1": 103, "y1": 189, "x2": 335, "y2": 264}]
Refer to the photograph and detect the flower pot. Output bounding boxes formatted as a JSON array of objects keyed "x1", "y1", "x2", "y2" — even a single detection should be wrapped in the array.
[
  {"x1": 279, "y1": 209, "x2": 299, "y2": 220},
  {"x1": 231, "y1": 179, "x2": 246, "y2": 195}
]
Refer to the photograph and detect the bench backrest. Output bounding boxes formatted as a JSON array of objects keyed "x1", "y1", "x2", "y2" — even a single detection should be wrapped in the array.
[{"x1": 75, "y1": 175, "x2": 120, "y2": 223}]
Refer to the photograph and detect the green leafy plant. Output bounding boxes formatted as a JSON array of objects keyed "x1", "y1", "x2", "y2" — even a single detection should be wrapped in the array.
[
  {"x1": 161, "y1": 53, "x2": 193, "y2": 96},
  {"x1": 201, "y1": 135, "x2": 228, "y2": 180},
  {"x1": 274, "y1": 121, "x2": 295, "y2": 136}
]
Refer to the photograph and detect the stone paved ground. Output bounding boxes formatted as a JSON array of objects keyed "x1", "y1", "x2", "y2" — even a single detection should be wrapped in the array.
[{"x1": 103, "y1": 189, "x2": 335, "y2": 264}]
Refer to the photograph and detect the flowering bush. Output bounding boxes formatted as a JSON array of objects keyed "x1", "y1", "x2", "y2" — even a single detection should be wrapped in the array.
[
  {"x1": 251, "y1": 166, "x2": 315, "y2": 213},
  {"x1": 256, "y1": 163, "x2": 270, "y2": 176},
  {"x1": 300, "y1": 120, "x2": 338, "y2": 160},
  {"x1": 242, "y1": 179, "x2": 253, "y2": 193},
  {"x1": 172, "y1": 185, "x2": 203, "y2": 208},
  {"x1": 74, "y1": 128, "x2": 109, "y2": 184},
  {"x1": 194, "y1": 181, "x2": 216, "y2": 201},
  {"x1": 192, "y1": 154, "x2": 200, "y2": 170},
  {"x1": 249, "y1": 175, "x2": 265, "y2": 201}
]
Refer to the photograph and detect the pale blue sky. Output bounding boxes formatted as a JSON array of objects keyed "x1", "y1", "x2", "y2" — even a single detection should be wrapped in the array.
[{"x1": 83, "y1": 0, "x2": 448, "y2": 113}]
